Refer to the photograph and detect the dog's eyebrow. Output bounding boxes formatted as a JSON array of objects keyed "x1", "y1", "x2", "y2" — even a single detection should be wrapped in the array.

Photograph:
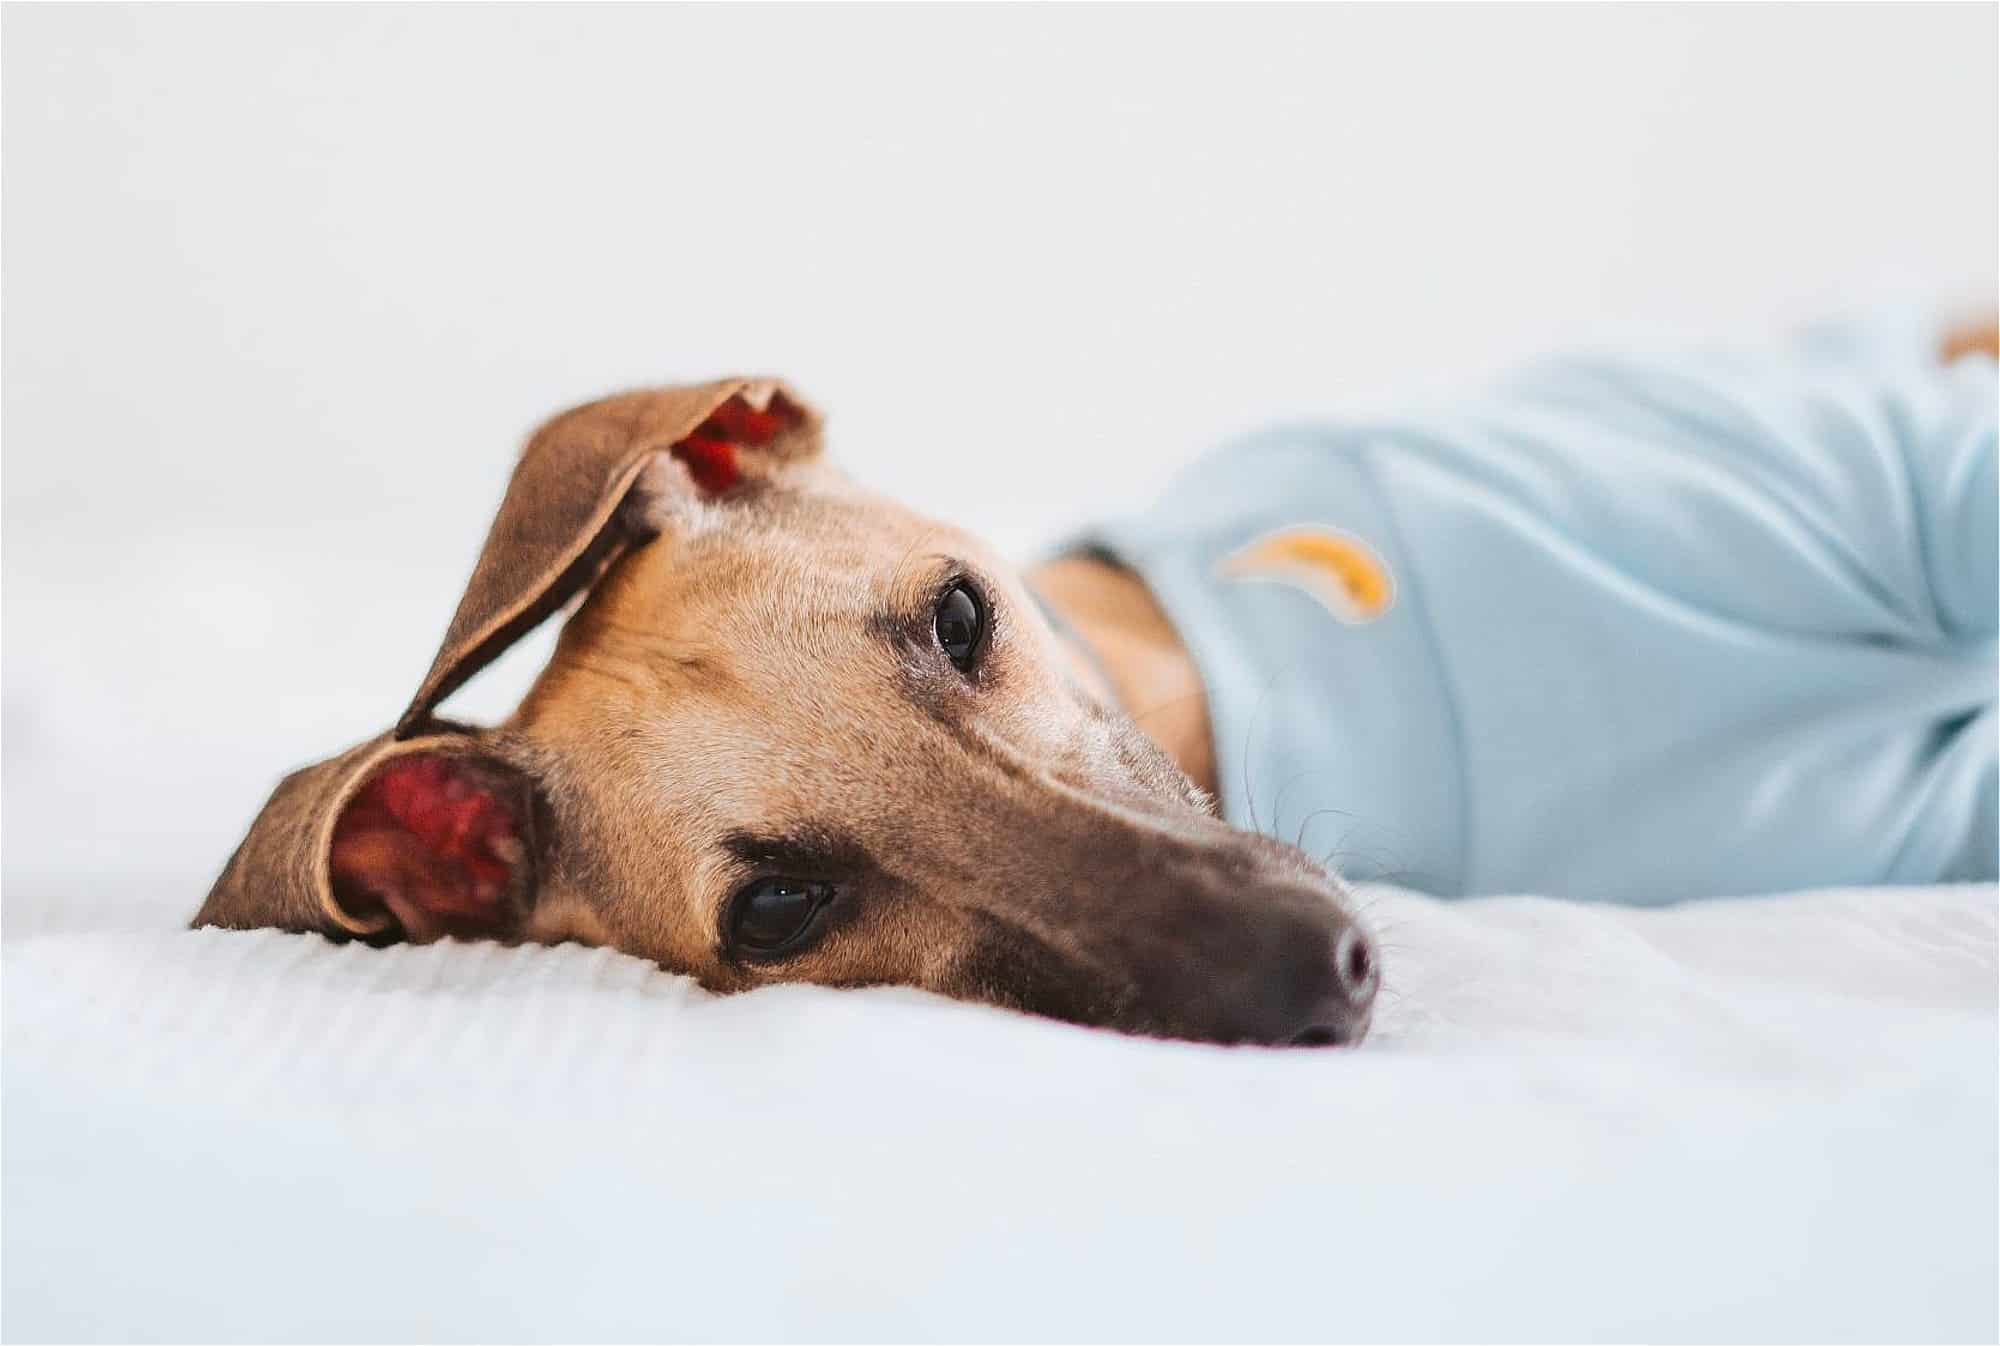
[
  {"x1": 720, "y1": 826, "x2": 875, "y2": 878},
  {"x1": 865, "y1": 553, "x2": 965, "y2": 652}
]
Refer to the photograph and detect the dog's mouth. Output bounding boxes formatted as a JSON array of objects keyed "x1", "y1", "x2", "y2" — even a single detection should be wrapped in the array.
[{"x1": 1287, "y1": 1003, "x2": 1374, "y2": 1050}]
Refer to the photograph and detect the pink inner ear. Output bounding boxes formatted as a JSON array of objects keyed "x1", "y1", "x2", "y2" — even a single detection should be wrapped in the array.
[
  {"x1": 330, "y1": 755, "x2": 525, "y2": 940},
  {"x1": 668, "y1": 392, "x2": 805, "y2": 494},
  {"x1": 703, "y1": 394, "x2": 795, "y2": 445},
  {"x1": 671, "y1": 434, "x2": 741, "y2": 493}
]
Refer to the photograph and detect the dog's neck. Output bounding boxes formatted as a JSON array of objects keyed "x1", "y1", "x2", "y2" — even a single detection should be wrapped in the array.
[{"x1": 1029, "y1": 554, "x2": 1219, "y2": 801}]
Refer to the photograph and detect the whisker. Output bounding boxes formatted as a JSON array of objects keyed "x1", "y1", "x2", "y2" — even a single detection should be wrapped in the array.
[
  {"x1": 1292, "y1": 804, "x2": 1365, "y2": 852},
  {"x1": 1239, "y1": 669, "x2": 1290, "y2": 838}
]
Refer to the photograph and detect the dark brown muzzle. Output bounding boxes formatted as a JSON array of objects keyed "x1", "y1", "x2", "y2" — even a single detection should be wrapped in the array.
[
  {"x1": 1094, "y1": 866, "x2": 1378, "y2": 1048},
  {"x1": 956, "y1": 804, "x2": 1379, "y2": 1048}
]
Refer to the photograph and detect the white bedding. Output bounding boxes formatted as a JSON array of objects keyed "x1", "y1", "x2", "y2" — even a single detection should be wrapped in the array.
[{"x1": 3, "y1": 883, "x2": 1994, "y2": 1343}]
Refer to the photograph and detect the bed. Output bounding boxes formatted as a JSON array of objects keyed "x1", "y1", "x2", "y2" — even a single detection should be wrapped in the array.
[{"x1": 4, "y1": 881, "x2": 1992, "y2": 1342}]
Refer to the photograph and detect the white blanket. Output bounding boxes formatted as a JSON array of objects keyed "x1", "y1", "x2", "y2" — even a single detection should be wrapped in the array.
[{"x1": 4, "y1": 884, "x2": 1994, "y2": 1343}]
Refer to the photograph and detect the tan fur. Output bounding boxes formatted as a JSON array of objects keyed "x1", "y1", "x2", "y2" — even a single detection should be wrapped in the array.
[
  {"x1": 508, "y1": 470, "x2": 1141, "y2": 996},
  {"x1": 1030, "y1": 554, "x2": 1219, "y2": 799}
]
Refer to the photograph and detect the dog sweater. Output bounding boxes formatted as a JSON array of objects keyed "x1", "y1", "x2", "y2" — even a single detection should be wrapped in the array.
[{"x1": 1069, "y1": 313, "x2": 1997, "y2": 901}]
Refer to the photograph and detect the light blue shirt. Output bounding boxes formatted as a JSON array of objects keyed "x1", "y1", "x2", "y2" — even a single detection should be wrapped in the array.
[{"x1": 1077, "y1": 315, "x2": 1996, "y2": 902}]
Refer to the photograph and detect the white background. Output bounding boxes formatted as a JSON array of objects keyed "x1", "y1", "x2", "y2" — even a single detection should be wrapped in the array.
[{"x1": 5, "y1": 3, "x2": 1995, "y2": 919}]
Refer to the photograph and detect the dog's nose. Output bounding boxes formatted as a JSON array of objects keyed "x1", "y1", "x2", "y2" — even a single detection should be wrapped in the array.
[
  {"x1": 1286, "y1": 925, "x2": 1378, "y2": 1048},
  {"x1": 1335, "y1": 924, "x2": 1378, "y2": 1004}
]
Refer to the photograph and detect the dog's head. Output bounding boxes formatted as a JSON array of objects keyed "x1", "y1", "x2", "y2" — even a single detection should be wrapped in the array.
[{"x1": 198, "y1": 381, "x2": 1376, "y2": 1046}]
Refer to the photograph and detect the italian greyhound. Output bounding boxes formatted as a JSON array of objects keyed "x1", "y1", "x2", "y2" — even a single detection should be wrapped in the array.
[
  {"x1": 198, "y1": 315, "x2": 1996, "y2": 1044},
  {"x1": 197, "y1": 382, "x2": 1379, "y2": 1047}
]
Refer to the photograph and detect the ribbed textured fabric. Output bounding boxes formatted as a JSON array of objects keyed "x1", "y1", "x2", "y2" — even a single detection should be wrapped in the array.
[{"x1": 6, "y1": 883, "x2": 1995, "y2": 1341}]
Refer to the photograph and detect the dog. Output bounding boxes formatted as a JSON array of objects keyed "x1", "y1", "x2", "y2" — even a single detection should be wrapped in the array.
[
  {"x1": 198, "y1": 313, "x2": 1997, "y2": 1044},
  {"x1": 196, "y1": 382, "x2": 1380, "y2": 1048}
]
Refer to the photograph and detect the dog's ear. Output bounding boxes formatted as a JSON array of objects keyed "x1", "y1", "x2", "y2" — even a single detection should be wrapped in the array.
[
  {"x1": 196, "y1": 378, "x2": 821, "y2": 941},
  {"x1": 399, "y1": 377, "x2": 820, "y2": 735},
  {"x1": 198, "y1": 729, "x2": 540, "y2": 941}
]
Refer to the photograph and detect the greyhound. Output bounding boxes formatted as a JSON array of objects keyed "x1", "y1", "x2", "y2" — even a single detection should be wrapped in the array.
[
  {"x1": 196, "y1": 382, "x2": 1380, "y2": 1048},
  {"x1": 197, "y1": 314, "x2": 1997, "y2": 1046}
]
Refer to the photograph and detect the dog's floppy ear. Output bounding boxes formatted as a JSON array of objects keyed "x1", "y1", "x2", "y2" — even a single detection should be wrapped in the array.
[
  {"x1": 198, "y1": 729, "x2": 538, "y2": 940},
  {"x1": 196, "y1": 378, "x2": 821, "y2": 941},
  {"x1": 399, "y1": 378, "x2": 820, "y2": 735}
]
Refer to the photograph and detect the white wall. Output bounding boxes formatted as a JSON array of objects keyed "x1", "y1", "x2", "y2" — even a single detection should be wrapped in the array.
[{"x1": 4, "y1": 3, "x2": 1994, "y2": 916}]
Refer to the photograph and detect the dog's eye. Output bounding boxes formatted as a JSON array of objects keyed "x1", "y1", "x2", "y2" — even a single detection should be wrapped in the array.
[
  {"x1": 729, "y1": 876, "x2": 836, "y2": 958},
  {"x1": 934, "y1": 581, "x2": 986, "y2": 671}
]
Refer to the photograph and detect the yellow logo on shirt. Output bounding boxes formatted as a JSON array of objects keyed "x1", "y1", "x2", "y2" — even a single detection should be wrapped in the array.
[{"x1": 1217, "y1": 526, "x2": 1397, "y2": 624}]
